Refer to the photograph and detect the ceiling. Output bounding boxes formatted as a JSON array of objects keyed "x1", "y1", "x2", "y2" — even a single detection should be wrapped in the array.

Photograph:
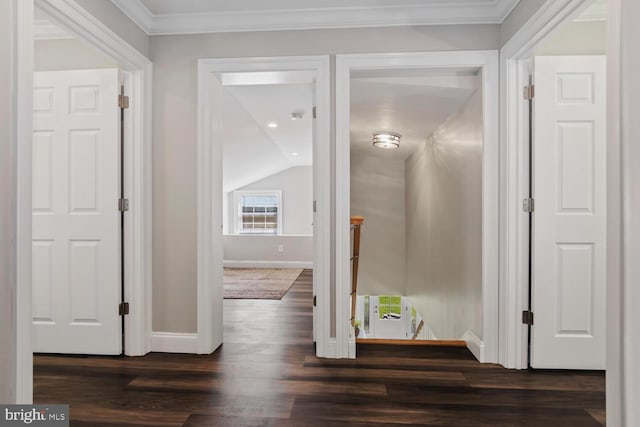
[
  {"x1": 221, "y1": 75, "x2": 313, "y2": 193},
  {"x1": 350, "y1": 69, "x2": 480, "y2": 160},
  {"x1": 111, "y1": 0, "x2": 521, "y2": 35}
]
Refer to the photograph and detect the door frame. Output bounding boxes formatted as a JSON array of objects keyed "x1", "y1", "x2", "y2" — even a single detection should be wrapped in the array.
[
  {"x1": 16, "y1": 0, "x2": 153, "y2": 401},
  {"x1": 196, "y1": 56, "x2": 331, "y2": 356},
  {"x1": 335, "y1": 51, "x2": 500, "y2": 361},
  {"x1": 498, "y1": 0, "x2": 601, "y2": 370}
]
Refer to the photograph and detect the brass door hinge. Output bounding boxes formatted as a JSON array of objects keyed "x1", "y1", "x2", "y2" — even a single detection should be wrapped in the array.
[{"x1": 118, "y1": 94, "x2": 129, "y2": 109}]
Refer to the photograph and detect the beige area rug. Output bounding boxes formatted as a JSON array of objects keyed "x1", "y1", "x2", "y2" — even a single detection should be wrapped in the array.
[{"x1": 223, "y1": 268, "x2": 303, "y2": 300}]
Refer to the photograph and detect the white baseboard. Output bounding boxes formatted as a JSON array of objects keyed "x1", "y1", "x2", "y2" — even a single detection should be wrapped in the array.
[
  {"x1": 223, "y1": 260, "x2": 313, "y2": 269},
  {"x1": 150, "y1": 332, "x2": 199, "y2": 354},
  {"x1": 462, "y1": 330, "x2": 485, "y2": 362}
]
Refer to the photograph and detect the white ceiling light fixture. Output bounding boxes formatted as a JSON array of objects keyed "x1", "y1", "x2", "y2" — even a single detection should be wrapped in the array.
[
  {"x1": 373, "y1": 132, "x2": 401, "y2": 149},
  {"x1": 267, "y1": 122, "x2": 278, "y2": 128},
  {"x1": 290, "y1": 111, "x2": 304, "y2": 120}
]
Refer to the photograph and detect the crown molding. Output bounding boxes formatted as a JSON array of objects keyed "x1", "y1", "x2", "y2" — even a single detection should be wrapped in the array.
[
  {"x1": 33, "y1": 18, "x2": 73, "y2": 40},
  {"x1": 111, "y1": 0, "x2": 153, "y2": 34},
  {"x1": 112, "y1": 0, "x2": 519, "y2": 36}
]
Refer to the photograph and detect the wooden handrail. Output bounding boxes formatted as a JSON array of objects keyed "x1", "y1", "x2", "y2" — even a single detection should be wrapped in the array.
[
  {"x1": 412, "y1": 319, "x2": 425, "y2": 340},
  {"x1": 350, "y1": 216, "x2": 365, "y2": 327}
]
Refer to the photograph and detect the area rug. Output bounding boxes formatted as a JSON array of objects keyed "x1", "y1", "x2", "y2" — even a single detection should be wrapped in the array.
[{"x1": 223, "y1": 268, "x2": 303, "y2": 300}]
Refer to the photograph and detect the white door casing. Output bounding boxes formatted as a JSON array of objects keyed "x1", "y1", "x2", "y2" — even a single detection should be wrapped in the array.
[
  {"x1": 531, "y1": 56, "x2": 606, "y2": 369},
  {"x1": 32, "y1": 69, "x2": 122, "y2": 355}
]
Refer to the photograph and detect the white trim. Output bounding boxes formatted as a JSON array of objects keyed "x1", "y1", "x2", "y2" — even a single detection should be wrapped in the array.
[
  {"x1": 16, "y1": 0, "x2": 34, "y2": 404},
  {"x1": 150, "y1": 332, "x2": 199, "y2": 354},
  {"x1": 109, "y1": 0, "x2": 153, "y2": 34},
  {"x1": 111, "y1": 0, "x2": 519, "y2": 35},
  {"x1": 17, "y1": 0, "x2": 153, "y2": 405},
  {"x1": 606, "y1": 1, "x2": 622, "y2": 424},
  {"x1": 336, "y1": 51, "x2": 500, "y2": 363},
  {"x1": 574, "y1": 0, "x2": 608, "y2": 22},
  {"x1": 197, "y1": 56, "x2": 331, "y2": 357},
  {"x1": 223, "y1": 261, "x2": 313, "y2": 269},
  {"x1": 498, "y1": 0, "x2": 594, "y2": 370},
  {"x1": 462, "y1": 330, "x2": 485, "y2": 362},
  {"x1": 33, "y1": 19, "x2": 73, "y2": 40},
  {"x1": 501, "y1": 0, "x2": 593, "y2": 59}
]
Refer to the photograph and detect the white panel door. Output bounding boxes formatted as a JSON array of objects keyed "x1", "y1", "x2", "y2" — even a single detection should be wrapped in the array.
[
  {"x1": 32, "y1": 69, "x2": 121, "y2": 354},
  {"x1": 531, "y1": 56, "x2": 606, "y2": 369}
]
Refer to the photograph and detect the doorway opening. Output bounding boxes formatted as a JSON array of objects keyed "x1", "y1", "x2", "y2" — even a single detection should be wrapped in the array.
[
  {"x1": 525, "y1": 1, "x2": 608, "y2": 370},
  {"x1": 336, "y1": 52, "x2": 500, "y2": 361},
  {"x1": 30, "y1": 5, "x2": 152, "y2": 357},
  {"x1": 219, "y1": 72, "x2": 314, "y2": 343},
  {"x1": 500, "y1": 0, "x2": 608, "y2": 371},
  {"x1": 348, "y1": 66, "x2": 483, "y2": 347},
  {"x1": 197, "y1": 57, "x2": 331, "y2": 357}
]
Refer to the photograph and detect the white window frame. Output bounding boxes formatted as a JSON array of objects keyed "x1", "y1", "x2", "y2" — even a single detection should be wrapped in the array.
[{"x1": 232, "y1": 190, "x2": 283, "y2": 235}]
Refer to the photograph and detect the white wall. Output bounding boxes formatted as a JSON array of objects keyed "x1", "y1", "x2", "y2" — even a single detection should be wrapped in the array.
[
  {"x1": 223, "y1": 235, "x2": 313, "y2": 268},
  {"x1": 535, "y1": 21, "x2": 607, "y2": 55},
  {"x1": 405, "y1": 89, "x2": 483, "y2": 341},
  {"x1": 350, "y1": 152, "x2": 406, "y2": 296},
  {"x1": 227, "y1": 166, "x2": 313, "y2": 236},
  {"x1": 73, "y1": 0, "x2": 149, "y2": 58},
  {"x1": 150, "y1": 25, "x2": 500, "y2": 333},
  {"x1": 34, "y1": 38, "x2": 117, "y2": 71}
]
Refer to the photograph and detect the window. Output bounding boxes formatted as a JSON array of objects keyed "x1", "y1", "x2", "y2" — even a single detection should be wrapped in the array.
[
  {"x1": 234, "y1": 191, "x2": 282, "y2": 235},
  {"x1": 378, "y1": 295, "x2": 402, "y2": 320}
]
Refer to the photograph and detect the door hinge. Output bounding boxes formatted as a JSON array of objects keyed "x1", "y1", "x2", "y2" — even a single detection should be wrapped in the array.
[
  {"x1": 119, "y1": 302, "x2": 130, "y2": 316},
  {"x1": 118, "y1": 198, "x2": 129, "y2": 212},
  {"x1": 523, "y1": 85, "x2": 535, "y2": 100},
  {"x1": 118, "y1": 94, "x2": 130, "y2": 109},
  {"x1": 522, "y1": 198, "x2": 535, "y2": 213},
  {"x1": 312, "y1": 106, "x2": 317, "y2": 119},
  {"x1": 522, "y1": 310, "x2": 534, "y2": 326},
  {"x1": 313, "y1": 295, "x2": 317, "y2": 307},
  {"x1": 313, "y1": 200, "x2": 317, "y2": 213}
]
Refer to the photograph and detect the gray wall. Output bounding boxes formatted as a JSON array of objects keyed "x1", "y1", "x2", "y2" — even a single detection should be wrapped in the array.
[
  {"x1": 535, "y1": 20, "x2": 607, "y2": 55},
  {"x1": 35, "y1": 38, "x2": 117, "y2": 71},
  {"x1": 73, "y1": 0, "x2": 150, "y2": 58},
  {"x1": 405, "y1": 89, "x2": 483, "y2": 340},
  {"x1": 150, "y1": 25, "x2": 500, "y2": 333},
  {"x1": 351, "y1": 151, "x2": 406, "y2": 296}
]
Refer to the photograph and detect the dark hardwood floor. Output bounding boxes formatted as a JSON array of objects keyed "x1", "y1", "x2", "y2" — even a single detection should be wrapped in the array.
[{"x1": 34, "y1": 270, "x2": 605, "y2": 426}]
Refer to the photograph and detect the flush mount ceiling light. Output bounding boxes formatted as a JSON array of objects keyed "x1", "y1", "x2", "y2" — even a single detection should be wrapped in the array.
[
  {"x1": 373, "y1": 132, "x2": 401, "y2": 149},
  {"x1": 267, "y1": 122, "x2": 278, "y2": 128},
  {"x1": 289, "y1": 111, "x2": 304, "y2": 120}
]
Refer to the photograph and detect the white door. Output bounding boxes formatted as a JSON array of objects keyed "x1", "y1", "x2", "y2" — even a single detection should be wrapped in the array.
[
  {"x1": 32, "y1": 69, "x2": 122, "y2": 355},
  {"x1": 531, "y1": 56, "x2": 606, "y2": 369},
  {"x1": 371, "y1": 296, "x2": 407, "y2": 339}
]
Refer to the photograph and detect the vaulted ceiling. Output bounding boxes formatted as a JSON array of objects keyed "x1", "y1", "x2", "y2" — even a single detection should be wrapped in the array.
[{"x1": 111, "y1": 0, "x2": 521, "y2": 35}]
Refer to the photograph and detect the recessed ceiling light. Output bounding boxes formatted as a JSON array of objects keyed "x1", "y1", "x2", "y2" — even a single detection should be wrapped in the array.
[
  {"x1": 373, "y1": 132, "x2": 401, "y2": 149},
  {"x1": 267, "y1": 122, "x2": 278, "y2": 128},
  {"x1": 291, "y1": 152, "x2": 299, "y2": 156}
]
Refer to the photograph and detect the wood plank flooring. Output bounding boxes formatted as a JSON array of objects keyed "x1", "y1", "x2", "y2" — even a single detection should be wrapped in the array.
[{"x1": 34, "y1": 270, "x2": 605, "y2": 426}]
